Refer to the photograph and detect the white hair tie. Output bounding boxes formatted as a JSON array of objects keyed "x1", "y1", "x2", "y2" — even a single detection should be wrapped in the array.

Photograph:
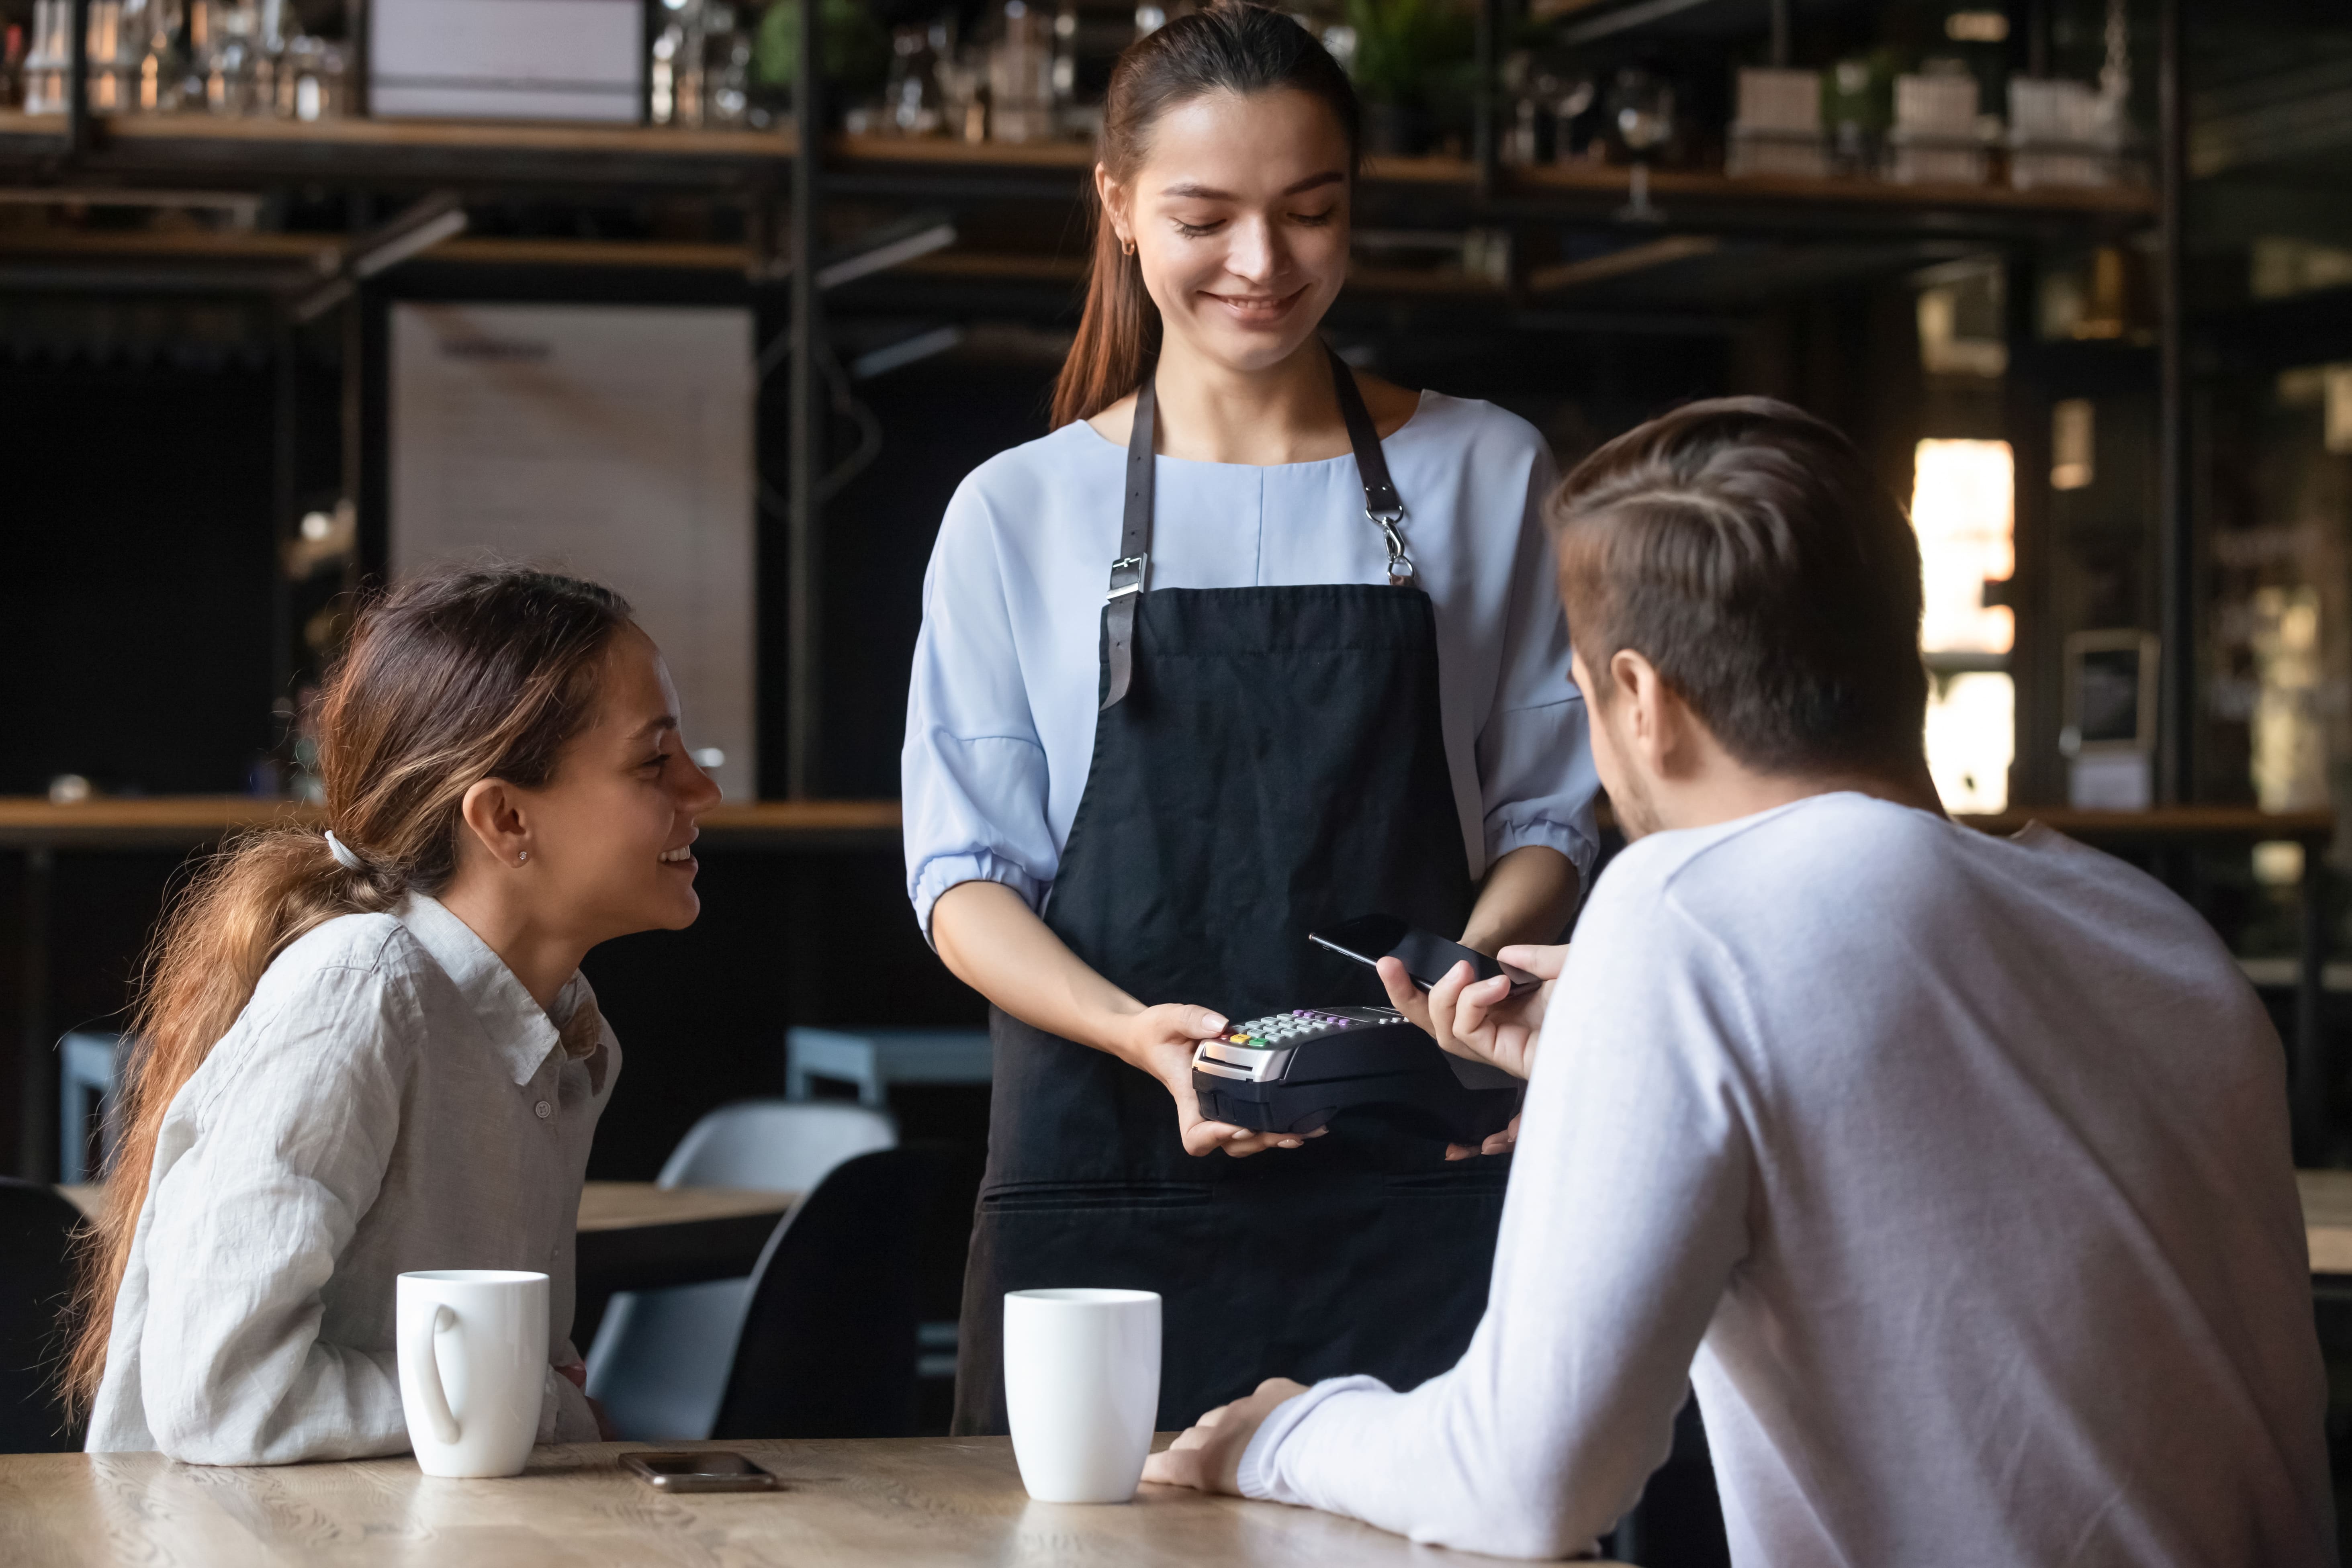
[{"x1": 324, "y1": 830, "x2": 366, "y2": 873}]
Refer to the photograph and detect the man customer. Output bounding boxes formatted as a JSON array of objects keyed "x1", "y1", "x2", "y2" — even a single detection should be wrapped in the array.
[{"x1": 1143, "y1": 397, "x2": 2334, "y2": 1564}]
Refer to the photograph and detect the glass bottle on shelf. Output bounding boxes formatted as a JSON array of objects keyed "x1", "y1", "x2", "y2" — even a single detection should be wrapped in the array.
[
  {"x1": 197, "y1": 2, "x2": 256, "y2": 114},
  {"x1": 986, "y1": 0, "x2": 1054, "y2": 143},
  {"x1": 1553, "y1": 75, "x2": 1599, "y2": 163},
  {"x1": 283, "y1": 33, "x2": 344, "y2": 121},
  {"x1": 1609, "y1": 67, "x2": 1674, "y2": 221},
  {"x1": 1501, "y1": 52, "x2": 1585, "y2": 167},
  {"x1": 86, "y1": 0, "x2": 137, "y2": 114},
  {"x1": 1051, "y1": 0, "x2": 1076, "y2": 115},
  {"x1": 677, "y1": 0, "x2": 709, "y2": 129},
  {"x1": 882, "y1": 23, "x2": 943, "y2": 136},
  {"x1": 23, "y1": 0, "x2": 69, "y2": 114},
  {"x1": 2, "y1": 19, "x2": 24, "y2": 108},
  {"x1": 184, "y1": 0, "x2": 216, "y2": 106},
  {"x1": 135, "y1": 0, "x2": 191, "y2": 112},
  {"x1": 250, "y1": 0, "x2": 287, "y2": 116},
  {"x1": 650, "y1": 0, "x2": 706, "y2": 127},
  {"x1": 704, "y1": 3, "x2": 752, "y2": 125}
]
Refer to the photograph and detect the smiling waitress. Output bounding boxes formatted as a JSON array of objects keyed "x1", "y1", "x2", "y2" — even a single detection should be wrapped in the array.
[{"x1": 903, "y1": 1, "x2": 1599, "y2": 1434}]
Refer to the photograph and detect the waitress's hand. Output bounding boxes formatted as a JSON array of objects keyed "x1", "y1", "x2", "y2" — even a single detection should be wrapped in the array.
[
  {"x1": 1117, "y1": 1004, "x2": 1324, "y2": 1159},
  {"x1": 1378, "y1": 943, "x2": 1565, "y2": 1080}
]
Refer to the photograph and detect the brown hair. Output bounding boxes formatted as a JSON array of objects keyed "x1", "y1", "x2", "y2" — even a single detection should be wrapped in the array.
[
  {"x1": 1549, "y1": 397, "x2": 1928, "y2": 775},
  {"x1": 63, "y1": 567, "x2": 632, "y2": 1417},
  {"x1": 1051, "y1": 1, "x2": 1361, "y2": 428}
]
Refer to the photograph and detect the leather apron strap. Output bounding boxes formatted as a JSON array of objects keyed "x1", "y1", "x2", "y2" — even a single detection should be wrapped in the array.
[
  {"x1": 1100, "y1": 370, "x2": 1157, "y2": 711},
  {"x1": 1100, "y1": 344, "x2": 1413, "y2": 712}
]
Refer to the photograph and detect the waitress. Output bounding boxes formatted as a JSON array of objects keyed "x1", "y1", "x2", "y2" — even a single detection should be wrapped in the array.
[{"x1": 904, "y1": 0, "x2": 1599, "y2": 1435}]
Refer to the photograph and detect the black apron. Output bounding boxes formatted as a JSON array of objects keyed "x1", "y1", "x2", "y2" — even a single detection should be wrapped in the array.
[{"x1": 953, "y1": 348, "x2": 1509, "y2": 1435}]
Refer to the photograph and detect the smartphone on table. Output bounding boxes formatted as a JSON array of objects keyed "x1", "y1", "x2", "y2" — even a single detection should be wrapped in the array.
[
  {"x1": 1309, "y1": 913, "x2": 1542, "y2": 997},
  {"x1": 620, "y1": 1451, "x2": 778, "y2": 1492}
]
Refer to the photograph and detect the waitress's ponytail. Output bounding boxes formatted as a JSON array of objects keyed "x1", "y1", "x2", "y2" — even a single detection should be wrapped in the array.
[{"x1": 1050, "y1": 1, "x2": 1361, "y2": 429}]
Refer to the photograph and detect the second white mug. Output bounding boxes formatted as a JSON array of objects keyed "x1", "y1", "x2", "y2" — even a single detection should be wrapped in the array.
[
  {"x1": 1003, "y1": 1287, "x2": 1162, "y2": 1503},
  {"x1": 395, "y1": 1269, "x2": 548, "y2": 1478}
]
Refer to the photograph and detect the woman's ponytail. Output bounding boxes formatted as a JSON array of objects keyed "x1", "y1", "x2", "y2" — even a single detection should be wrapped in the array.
[
  {"x1": 63, "y1": 568, "x2": 630, "y2": 1418},
  {"x1": 1054, "y1": 204, "x2": 1163, "y2": 431},
  {"x1": 1049, "y1": 1, "x2": 1361, "y2": 429}
]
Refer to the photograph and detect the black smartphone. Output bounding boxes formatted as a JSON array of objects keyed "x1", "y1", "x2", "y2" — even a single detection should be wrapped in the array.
[
  {"x1": 1309, "y1": 914, "x2": 1541, "y2": 996},
  {"x1": 620, "y1": 1451, "x2": 779, "y2": 1492}
]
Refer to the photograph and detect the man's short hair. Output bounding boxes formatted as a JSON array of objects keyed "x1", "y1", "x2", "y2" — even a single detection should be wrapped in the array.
[{"x1": 1550, "y1": 397, "x2": 1929, "y2": 775}]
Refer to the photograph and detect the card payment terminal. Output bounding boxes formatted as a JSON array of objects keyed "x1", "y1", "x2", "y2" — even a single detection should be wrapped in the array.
[{"x1": 1190, "y1": 1005, "x2": 1522, "y2": 1146}]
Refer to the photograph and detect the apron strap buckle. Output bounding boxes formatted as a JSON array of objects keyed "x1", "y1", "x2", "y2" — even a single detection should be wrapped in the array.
[
  {"x1": 1107, "y1": 552, "x2": 1149, "y2": 602},
  {"x1": 1370, "y1": 510, "x2": 1415, "y2": 586}
]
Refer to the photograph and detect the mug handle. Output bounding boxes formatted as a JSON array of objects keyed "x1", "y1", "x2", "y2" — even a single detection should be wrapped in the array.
[{"x1": 402, "y1": 1304, "x2": 461, "y2": 1445}]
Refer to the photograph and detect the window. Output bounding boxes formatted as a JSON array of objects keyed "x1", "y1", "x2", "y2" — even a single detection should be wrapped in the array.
[{"x1": 1913, "y1": 439, "x2": 2016, "y2": 812}]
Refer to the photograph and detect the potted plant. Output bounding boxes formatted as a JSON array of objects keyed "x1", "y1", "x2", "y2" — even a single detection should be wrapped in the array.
[
  {"x1": 753, "y1": 0, "x2": 892, "y2": 123},
  {"x1": 1343, "y1": 0, "x2": 1471, "y2": 158}
]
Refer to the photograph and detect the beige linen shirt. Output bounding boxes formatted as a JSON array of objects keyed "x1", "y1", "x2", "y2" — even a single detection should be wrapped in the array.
[{"x1": 87, "y1": 893, "x2": 620, "y2": 1463}]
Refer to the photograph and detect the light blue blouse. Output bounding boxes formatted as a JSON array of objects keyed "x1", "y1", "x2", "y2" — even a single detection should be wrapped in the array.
[{"x1": 900, "y1": 390, "x2": 1601, "y2": 938}]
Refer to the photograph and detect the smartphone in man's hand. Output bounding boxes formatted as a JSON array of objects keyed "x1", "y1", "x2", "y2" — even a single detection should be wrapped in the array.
[{"x1": 1310, "y1": 914, "x2": 1542, "y2": 996}]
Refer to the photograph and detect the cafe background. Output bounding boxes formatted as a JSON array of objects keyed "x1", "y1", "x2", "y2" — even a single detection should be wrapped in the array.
[{"x1": 0, "y1": 0, "x2": 2345, "y2": 1495}]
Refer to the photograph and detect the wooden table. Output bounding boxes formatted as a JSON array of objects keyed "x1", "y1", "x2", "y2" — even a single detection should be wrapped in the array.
[
  {"x1": 572, "y1": 1183, "x2": 796, "y2": 1300},
  {"x1": 59, "y1": 1180, "x2": 796, "y2": 1298},
  {"x1": 0, "y1": 1436, "x2": 1614, "y2": 1567}
]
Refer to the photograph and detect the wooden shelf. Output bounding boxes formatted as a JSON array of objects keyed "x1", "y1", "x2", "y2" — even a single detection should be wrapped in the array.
[
  {"x1": 0, "y1": 109, "x2": 798, "y2": 194},
  {"x1": 0, "y1": 110, "x2": 2156, "y2": 239},
  {"x1": 831, "y1": 135, "x2": 1479, "y2": 185},
  {"x1": 0, "y1": 225, "x2": 1521, "y2": 297},
  {"x1": 0, "y1": 108, "x2": 794, "y2": 156},
  {"x1": 835, "y1": 131, "x2": 1090, "y2": 169},
  {"x1": 6, "y1": 796, "x2": 2314, "y2": 849},
  {"x1": 1514, "y1": 158, "x2": 2156, "y2": 216},
  {"x1": 0, "y1": 796, "x2": 901, "y2": 849}
]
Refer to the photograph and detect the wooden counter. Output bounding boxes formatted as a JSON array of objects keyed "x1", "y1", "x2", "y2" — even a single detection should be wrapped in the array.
[
  {"x1": 0, "y1": 1436, "x2": 1613, "y2": 1567},
  {"x1": 6, "y1": 794, "x2": 2325, "y2": 850},
  {"x1": 0, "y1": 796, "x2": 900, "y2": 850}
]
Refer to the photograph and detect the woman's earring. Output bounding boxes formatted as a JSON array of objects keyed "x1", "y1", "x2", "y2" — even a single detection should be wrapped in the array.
[
  {"x1": 1120, "y1": 235, "x2": 1136, "y2": 258},
  {"x1": 516, "y1": 850, "x2": 530, "y2": 867}
]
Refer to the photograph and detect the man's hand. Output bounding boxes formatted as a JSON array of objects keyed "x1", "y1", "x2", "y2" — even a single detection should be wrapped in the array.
[
  {"x1": 1378, "y1": 944, "x2": 1565, "y2": 1079},
  {"x1": 1378, "y1": 945, "x2": 1566, "y2": 1159},
  {"x1": 1119, "y1": 1005, "x2": 1325, "y2": 1158},
  {"x1": 1141, "y1": 1378, "x2": 1309, "y2": 1494}
]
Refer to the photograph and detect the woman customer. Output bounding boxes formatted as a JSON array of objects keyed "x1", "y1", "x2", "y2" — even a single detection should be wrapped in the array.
[
  {"x1": 904, "y1": 0, "x2": 1599, "y2": 1433},
  {"x1": 68, "y1": 567, "x2": 722, "y2": 1464}
]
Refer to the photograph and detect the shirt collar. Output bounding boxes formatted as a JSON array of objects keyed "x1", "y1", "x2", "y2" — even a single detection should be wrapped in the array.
[{"x1": 395, "y1": 893, "x2": 580, "y2": 1087}]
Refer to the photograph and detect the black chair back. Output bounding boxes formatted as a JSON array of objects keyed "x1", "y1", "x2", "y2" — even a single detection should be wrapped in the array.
[
  {"x1": 0, "y1": 1179, "x2": 88, "y2": 1453},
  {"x1": 712, "y1": 1144, "x2": 981, "y2": 1440}
]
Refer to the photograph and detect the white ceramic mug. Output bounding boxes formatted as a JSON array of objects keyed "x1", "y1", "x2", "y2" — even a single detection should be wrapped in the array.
[
  {"x1": 396, "y1": 1270, "x2": 548, "y2": 1478},
  {"x1": 1003, "y1": 1288, "x2": 1162, "y2": 1503}
]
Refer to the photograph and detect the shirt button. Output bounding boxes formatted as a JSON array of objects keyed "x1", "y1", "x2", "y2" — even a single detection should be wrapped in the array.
[{"x1": 535, "y1": 1100, "x2": 552, "y2": 1120}]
